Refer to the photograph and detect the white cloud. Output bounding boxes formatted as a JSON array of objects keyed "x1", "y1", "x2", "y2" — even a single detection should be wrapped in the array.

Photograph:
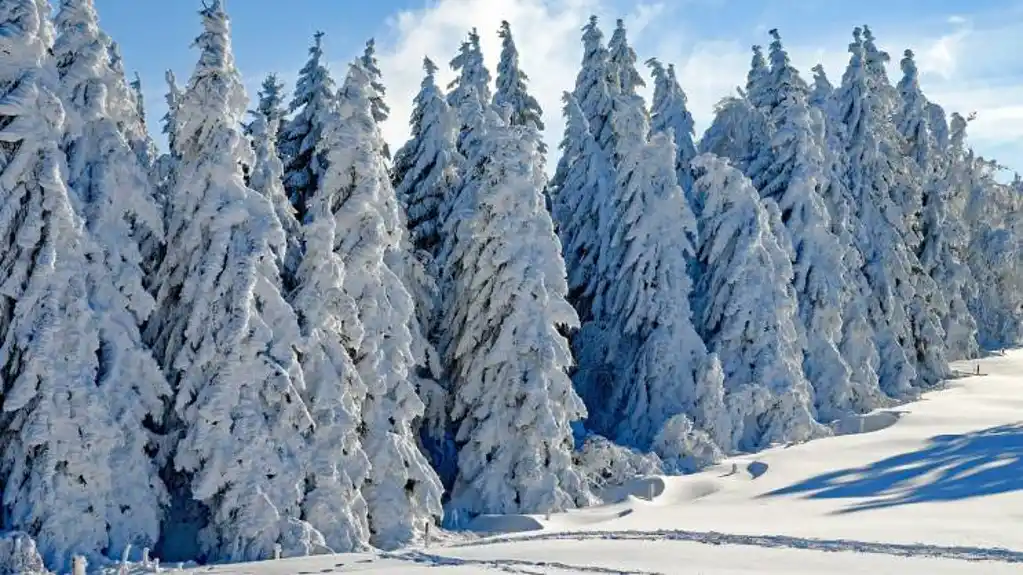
[
  {"x1": 659, "y1": 40, "x2": 748, "y2": 127},
  {"x1": 367, "y1": 0, "x2": 1022, "y2": 173},
  {"x1": 915, "y1": 24, "x2": 970, "y2": 79},
  {"x1": 375, "y1": 0, "x2": 592, "y2": 155},
  {"x1": 643, "y1": 18, "x2": 1023, "y2": 168},
  {"x1": 625, "y1": 2, "x2": 666, "y2": 33},
  {"x1": 136, "y1": 0, "x2": 1021, "y2": 176},
  {"x1": 642, "y1": 35, "x2": 850, "y2": 133},
  {"x1": 373, "y1": 0, "x2": 664, "y2": 165}
]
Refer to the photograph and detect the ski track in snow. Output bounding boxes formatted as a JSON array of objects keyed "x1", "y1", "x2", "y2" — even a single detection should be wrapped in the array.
[
  {"x1": 385, "y1": 550, "x2": 664, "y2": 574},
  {"x1": 434, "y1": 528, "x2": 1023, "y2": 565}
]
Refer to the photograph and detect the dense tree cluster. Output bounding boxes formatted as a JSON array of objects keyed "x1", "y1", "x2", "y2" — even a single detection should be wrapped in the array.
[{"x1": 0, "y1": 1, "x2": 1018, "y2": 571}]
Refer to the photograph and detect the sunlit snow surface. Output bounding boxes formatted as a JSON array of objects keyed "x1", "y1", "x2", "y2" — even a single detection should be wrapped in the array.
[{"x1": 139, "y1": 351, "x2": 1023, "y2": 574}]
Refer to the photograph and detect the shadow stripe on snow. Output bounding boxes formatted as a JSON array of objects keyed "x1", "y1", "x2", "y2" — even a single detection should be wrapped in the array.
[
  {"x1": 447, "y1": 529, "x2": 1023, "y2": 564},
  {"x1": 384, "y1": 550, "x2": 665, "y2": 575}
]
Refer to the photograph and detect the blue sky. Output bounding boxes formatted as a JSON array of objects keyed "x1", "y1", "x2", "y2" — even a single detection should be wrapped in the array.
[{"x1": 94, "y1": 0, "x2": 1023, "y2": 174}]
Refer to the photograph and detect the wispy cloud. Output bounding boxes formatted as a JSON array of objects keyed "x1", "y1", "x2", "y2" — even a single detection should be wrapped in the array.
[
  {"x1": 373, "y1": 0, "x2": 667, "y2": 161},
  {"x1": 367, "y1": 0, "x2": 1023, "y2": 173}
]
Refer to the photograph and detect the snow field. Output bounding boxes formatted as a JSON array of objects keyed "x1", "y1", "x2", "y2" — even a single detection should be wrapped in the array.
[{"x1": 154, "y1": 351, "x2": 1023, "y2": 574}]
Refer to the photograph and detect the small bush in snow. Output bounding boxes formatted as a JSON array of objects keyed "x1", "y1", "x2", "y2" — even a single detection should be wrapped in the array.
[
  {"x1": 653, "y1": 415, "x2": 724, "y2": 475},
  {"x1": 574, "y1": 435, "x2": 664, "y2": 492}
]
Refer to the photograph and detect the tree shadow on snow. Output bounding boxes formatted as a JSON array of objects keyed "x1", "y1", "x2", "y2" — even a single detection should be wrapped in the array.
[{"x1": 762, "y1": 422, "x2": 1023, "y2": 514}]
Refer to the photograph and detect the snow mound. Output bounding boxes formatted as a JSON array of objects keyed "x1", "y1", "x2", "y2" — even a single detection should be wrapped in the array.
[
  {"x1": 656, "y1": 479, "x2": 723, "y2": 505},
  {"x1": 831, "y1": 410, "x2": 903, "y2": 436},
  {"x1": 465, "y1": 514, "x2": 544, "y2": 535},
  {"x1": 551, "y1": 506, "x2": 634, "y2": 528},
  {"x1": 747, "y1": 460, "x2": 769, "y2": 479},
  {"x1": 598, "y1": 476, "x2": 666, "y2": 503}
]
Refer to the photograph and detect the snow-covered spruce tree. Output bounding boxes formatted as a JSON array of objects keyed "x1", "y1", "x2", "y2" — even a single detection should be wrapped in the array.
[
  {"x1": 99, "y1": 40, "x2": 163, "y2": 269},
  {"x1": 436, "y1": 90, "x2": 488, "y2": 282},
  {"x1": 288, "y1": 125, "x2": 372, "y2": 556},
  {"x1": 383, "y1": 117, "x2": 446, "y2": 547},
  {"x1": 592, "y1": 101, "x2": 730, "y2": 456},
  {"x1": 700, "y1": 47, "x2": 771, "y2": 175},
  {"x1": 863, "y1": 30, "x2": 949, "y2": 385},
  {"x1": 549, "y1": 94, "x2": 616, "y2": 433},
  {"x1": 605, "y1": 19, "x2": 646, "y2": 164},
  {"x1": 447, "y1": 28, "x2": 491, "y2": 109},
  {"x1": 247, "y1": 73, "x2": 287, "y2": 137},
  {"x1": 388, "y1": 229, "x2": 452, "y2": 489},
  {"x1": 919, "y1": 165, "x2": 978, "y2": 360},
  {"x1": 494, "y1": 21, "x2": 546, "y2": 165},
  {"x1": 807, "y1": 63, "x2": 845, "y2": 216},
  {"x1": 746, "y1": 44, "x2": 771, "y2": 110},
  {"x1": 117, "y1": 67, "x2": 157, "y2": 167},
  {"x1": 280, "y1": 31, "x2": 336, "y2": 221},
  {"x1": 421, "y1": 92, "x2": 497, "y2": 492},
  {"x1": 154, "y1": 70, "x2": 182, "y2": 184},
  {"x1": 895, "y1": 50, "x2": 932, "y2": 175},
  {"x1": 896, "y1": 49, "x2": 962, "y2": 372},
  {"x1": 126, "y1": 72, "x2": 160, "y2": 165},
  {"x1": 550, "y1": 92, "x2": 613, "y2": 323},
  {"x1": 571, "y1": 15, "x2": 616, "y2": 152},
  {"x1": 924, "y1": 111, "x2": 979, "y2": 358},
  {"x1": 393, "y1": 57, "x2": 462, "y2": 260},
  {"x1": 390, "y1": 57, "x2": 460, "y2": 463},
  {"x1": 927, "y1": 102, "x2": 950, "y2": 153},
  {"x1": 863, "y1": 29, "x2": 931, "y2": 260},
  {"x1": 607, "y1": 18, "x2": 644, "y2": 97},
  {"x1": 566, "y1": 91, "x2": 653, "y2": 436},
  {"x1": 806, "y1": 61, "x2": 888, "y2": 414},
  {"x1": 550, "y1": 15, "x2": 616, "y2": 294},
  {"x1": 741, "y1": 44, "x2": 776, "y2": 187},
  {"x1": 102, "y1": 38, "x2": 156, "y2": 169},
  {"x1": 647, "y1": 58, "x2": 698, "y2": 194},
  {"x1": 944, "y1": 114, "x2": 975, "y2": 239},
  {"x1": 125, "y1": 69, "x2": 152, "y2": 155},
  {"x1": 130, "y1": 72, "x2": 145, "y2": 122},
  {"x1": 53, "y1": 0, "x2": 173, "y2": 559},
  {"x1": 319, "y1": 62, "x2": 443, "y2": 549},
  {"x1": 133, "y1": 70, "x2": 181, "y2": 292},
  {"x1": 0, "y1": 0, "x2": 152, "y2": 568},
  {"x1": 76, "y1": 3, "x2": 164, "y2": 272},
  {"x1": 144, "y1": 2, "x2": 320, "y2": 561},
  {"x1": 834, "y1": 28, "x2": 920, "y2": 395},
  {"x1": 861, "y1": 25, "x2": 899, "y2": 117},
  {"x1": 248, "y1": 112, "x2": 302, "y2": 286},
  {"x1": 494, "y1": 21, "x2": 543, "y2": 131},
  {"x1": 161, "y1": 69, "x2": 183, "y2": 159},
  {"x1": 761, "y1": 31, "x2": 806, "y2": 114},
  {"x1": 698, "y1": 94, "x2": 763, "y2": 172},
  {"x1": 690, "y1": 154, "x2": 823, "y2": 452},
  {"x1": 360, "y1": 38, "x2": 390, "y2": 158},
  {"x1": 965, "y1": 152, "x2": 1023, "y2": 349},
  {"x1": 360, "y1": 38, "x2": 389, "y2": 125},
  {"x1": 749, "y1": 29, "x2": 857, "y2": 422},
  {"x1": 447, "y1": 28, "x2": 491, "y2": 155},
  {"x1": 809, "y1": 64, "x2": 834, "y2": 109},
  {"x1": 146, "y1": 69, "x2": 184, "y2": 273},
  {"x1": 442, "y1": 103, "x2": 592, "y2": 520}
]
